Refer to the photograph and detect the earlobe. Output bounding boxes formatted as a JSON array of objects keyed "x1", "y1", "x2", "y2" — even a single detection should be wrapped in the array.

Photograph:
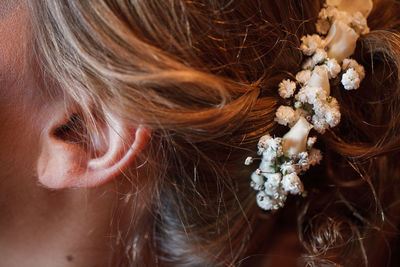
[{"x1": 37, "y1": 111, "x2": 151, "y2": 189}]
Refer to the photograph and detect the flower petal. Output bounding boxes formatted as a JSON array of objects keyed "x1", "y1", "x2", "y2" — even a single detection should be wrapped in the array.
[
  {"x1": 308, "y1": 66, "x2": 330, "y2": 95},
  {"x1": 282, "y1": 117, "x2": 313, "y2": 156},
  {"x1": 327, "y1": 0, "x2": 373, "y2": 17},
  {"x1": 325, "y1": 20, "x2": 359, "y2": 63}
]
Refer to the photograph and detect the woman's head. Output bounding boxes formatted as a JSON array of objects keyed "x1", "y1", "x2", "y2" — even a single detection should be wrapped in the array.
[{"x1": 2, "y1": 0, "x2": 400, "y2": 266}]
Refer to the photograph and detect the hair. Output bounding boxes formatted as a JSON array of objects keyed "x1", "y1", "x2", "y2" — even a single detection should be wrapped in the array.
[{"x1": 28, "y1": 0, "x2": 400, "y2": 266}]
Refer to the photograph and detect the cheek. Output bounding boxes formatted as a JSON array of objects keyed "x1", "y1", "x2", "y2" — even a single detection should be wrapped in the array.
[{"x1": 0, "y1": 3, "x2": 47, "y2": 175}]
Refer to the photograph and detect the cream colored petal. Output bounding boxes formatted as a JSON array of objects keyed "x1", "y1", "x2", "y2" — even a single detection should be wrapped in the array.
[
  {"x1": 330, "y1": 0, "x2": 373, "y2": 17},
  {"x1": 308, "y1": 66, "x2": 330, "y2": 95},
  {"x1": 325, "y1": 21, "x2": 359, "y2": 63},
  {"x1": 282, "y1": 117, "x2": 313, "y2": 156}
]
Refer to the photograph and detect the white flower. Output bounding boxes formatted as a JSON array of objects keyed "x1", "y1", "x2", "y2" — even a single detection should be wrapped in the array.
[
  {"x1": 296, "y1": 70, "x2": 312, "y2": 85},
  {"x1": 342, "y1": 68, "x2": 361, "y2": 90},
  {"x1": 275, "y1": 106, "x2": 297, "y2": 127},
  {"x1": 296, "y1": 85, "x2": 327, "y2": 105},
  {"x1": 300, "y1": 34, "x2": 325, "y2": 56},
  {"x1": 280, "y1": 161, "x2": 296, "y2": 175},
  {"x1": 282, "y1": 117, "x2": 313, "y2": 156},
  {"x1": 282, "y1": 173, "x2": 304, "y2": 195},
  {"x1": 244, "y1": 156, "x2": 253, "y2": 165},
  {"x1": 298, "y1": 151, "x2": 308, "y2": 161},
  {"x1": 351, "y1": 11, "x2": 370, "y2": 35},
  {"x1": 324, "y1": 97, "x2": 341, "y2": 127},
  {"x1": 251, "y1": 171, "x2": 265, "y2": 189},
  {"x1": 256, "y1": 191, "x2": 274, "y2": 210},
  {"x1": 265, "y1": 137, "x2": 282, "y2": 151},
  {"x1": 307, "y1": 136, "x2": 317, "y2": 148},
  {"x1": 278, "y1": 79, "x2": 297, "y2": 98},
  {"x1": 257, "y1": 134, "x2": 272, "y2": 154},
  {"x1": 312, "y1": 48, "x2": 328, "y2": 65},
  {"x1": 265, "y1": 173, "x2": 282, "y2": 188},
  {"x1": 308, "y1": 149, "x2": 323, "y2": 166},
  {"x1": 302, "y1": 58, "x2": 315, "y2": 70},
  {"x1": 323, "y1": 58, "x2": 341, "y2": 78},
  {"x1": 325, "y1": 20, "x2": 359, "y2": 63},
  {"x1": 312, "y1": 114, "x2": 329, "y2": 133},
  {"x1": 259, "y1": 159, "x2": 275, "y2": 174},
  {"x1": 342, "y1": 58, "x2": 365, "y2": 80}
]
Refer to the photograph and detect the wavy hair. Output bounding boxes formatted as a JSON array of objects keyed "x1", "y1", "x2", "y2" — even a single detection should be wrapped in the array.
[{"x1": 29, "y1": 0, "x2": 400, "y2": 266}]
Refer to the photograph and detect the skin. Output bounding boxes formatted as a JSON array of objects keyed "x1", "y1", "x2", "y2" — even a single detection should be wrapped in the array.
[{"x1": 0, "y1": 2, "x2": 145, "y2": 266}]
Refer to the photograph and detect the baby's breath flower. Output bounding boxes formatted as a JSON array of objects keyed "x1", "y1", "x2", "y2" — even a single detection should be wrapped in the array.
[
  {"x1": 312, "y1": 48, "x2": 328, "y2": 65},
  {"x1": 342, "y1": 58, "x2": 365, "y2": 80},
  {"x1": 307, "y1": 136, "x2": 317, "y2": 148},
  {"x1": 275, "y1": 106, "x2": 297, "y2": 127},
  {"x1": 251, "y1": 171, "x2": 265, "y2": 189},
  {"x1": 300, "y1": 34, "x2": 325, "y2": 56},
  {"x1": 282, "y1": 173, "x2": 304, "y2": 195},
  {"x1": 296, "y1": 70, "x2": 312, "y2": 85},
  {"x1": 308, "y1": 149, "x2": 323, "y2": 166},
  {"x1": 244, "y1": 156, "x2": 254, "y2": 165},
  {"x1": 280, "y1": 161, "x2": 296, "y2": 175},
  {"x1": 256, "y1": 191, "x2": 274, "y2": 211},
  {"x1": 278, "y1": 79, "x2": 297, "y2": 99},
  {"x1": 324, "y1": 58, "x2": 341, "y2": 78},
  {"x1": 342, "y1": 68, "x2": 361, "y2": 90}
]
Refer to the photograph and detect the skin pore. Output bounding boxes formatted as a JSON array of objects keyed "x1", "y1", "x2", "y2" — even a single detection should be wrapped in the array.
[{"x1": 0, "y1": 2, "x2": 147, "y2": 266}]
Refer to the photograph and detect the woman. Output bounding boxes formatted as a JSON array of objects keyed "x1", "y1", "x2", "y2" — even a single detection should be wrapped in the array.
[{"x1": 1, "y1": 0, "x2": 400, "y2": 266}]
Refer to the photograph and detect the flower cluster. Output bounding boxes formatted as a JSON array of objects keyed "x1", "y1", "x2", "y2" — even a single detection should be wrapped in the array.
[
  {"x1": 245, "y1": 133, "x2": 322, "y2": 211},
  {"x1": 246, "y1": 0, "x2": 372, "y2": 211},
  {"x1": 275, "y1": 0, "x2": 369, "y2": 134}
]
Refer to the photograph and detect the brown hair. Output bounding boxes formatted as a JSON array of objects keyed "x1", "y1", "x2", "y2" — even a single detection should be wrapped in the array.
[{"x1": 29, "y1": 0, "x2": 400, "y2": 266}]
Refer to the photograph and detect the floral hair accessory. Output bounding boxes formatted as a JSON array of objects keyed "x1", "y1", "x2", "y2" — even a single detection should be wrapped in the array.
[{"x1": 245, "y1": 0, "x2": 372, "y2": 211}]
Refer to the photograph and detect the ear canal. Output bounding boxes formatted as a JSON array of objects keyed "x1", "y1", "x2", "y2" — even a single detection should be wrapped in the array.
[{"x1": 37, "y1": 110, "x2": 151, "y2": 189}]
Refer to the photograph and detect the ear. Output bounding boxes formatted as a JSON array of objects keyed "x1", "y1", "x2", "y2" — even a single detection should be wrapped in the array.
[{"x1": 37, "y1": 106, "x2": 151, "y2": 189}]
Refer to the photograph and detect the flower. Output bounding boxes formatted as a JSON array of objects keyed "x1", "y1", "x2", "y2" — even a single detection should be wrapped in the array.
[
  {"x1": 342, "y1": 68, "x2": 361, "y2": 89},
  {"x1": 307, "y1": 136, "x2": 317, "y2": 148},
  {"x1": 296, "y1": 85, "x2": 327, "y2": 105},
  {"x1": 256, "y1": 191, "x2": 274, "y2": 210},
  {"x1": 257, "y1": 134, "x2": 272, "y2": 154},
  {"x1": 325, "y1": 20, "x2": 359, "y2": 63},
  {"x1": 351, "y1": 11, "x2": 370, "y2": 35},
  {"x1": 251, "y1": 171, "x2": 265, "y2": 189},
  {"x1": 302, "y1": 58, "x2": 315, "y2": 70},
  {"x1": 278, "y1": 79, "x2": 297, "y2": 98},
  {"x1": 312, "y1": 114, "x2": 329, "y2": 133},
  {"x1": 296, "y1": 70, "x2": 312, "y2": 85},
  {"x1": 259, "y1": 160, "x2": 275, "y2": 174},
  {"x1": 282, "y1": 173, "x2": 304, "y2": 195},
  {"x1": 244, "y1": 156, "x2": 254, "y2": 165},
  {"x1": 265, "y1": 173, "x2": 282, "y2": 188},
  {"x1": 275, "y1": 106, "x2": 298, "y2": 127},
  {"x1": 312, "y1": 48, "x2": 328, "y2": 65},
  {"x1": 282, "y1": 117, "x2": 313, "y2": 156},
  {"x1": 323, "y1": 58, "x2": 341, "y2": 79},
  {"x1": 300, "y1": 34, "x2": 325, "y2": 56},
  {"x1": 327, "y1": 0, "x2": 373, "y2": 17},
  {"x1": 280, "y1": 161, "x2": 296, "y2": 175},
  {"x1": 342, "y1": 58, "x2": 365, "y2": 80},
  {"x1": 308, "y1": 149, "x2": 323, "y2": 166}
]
